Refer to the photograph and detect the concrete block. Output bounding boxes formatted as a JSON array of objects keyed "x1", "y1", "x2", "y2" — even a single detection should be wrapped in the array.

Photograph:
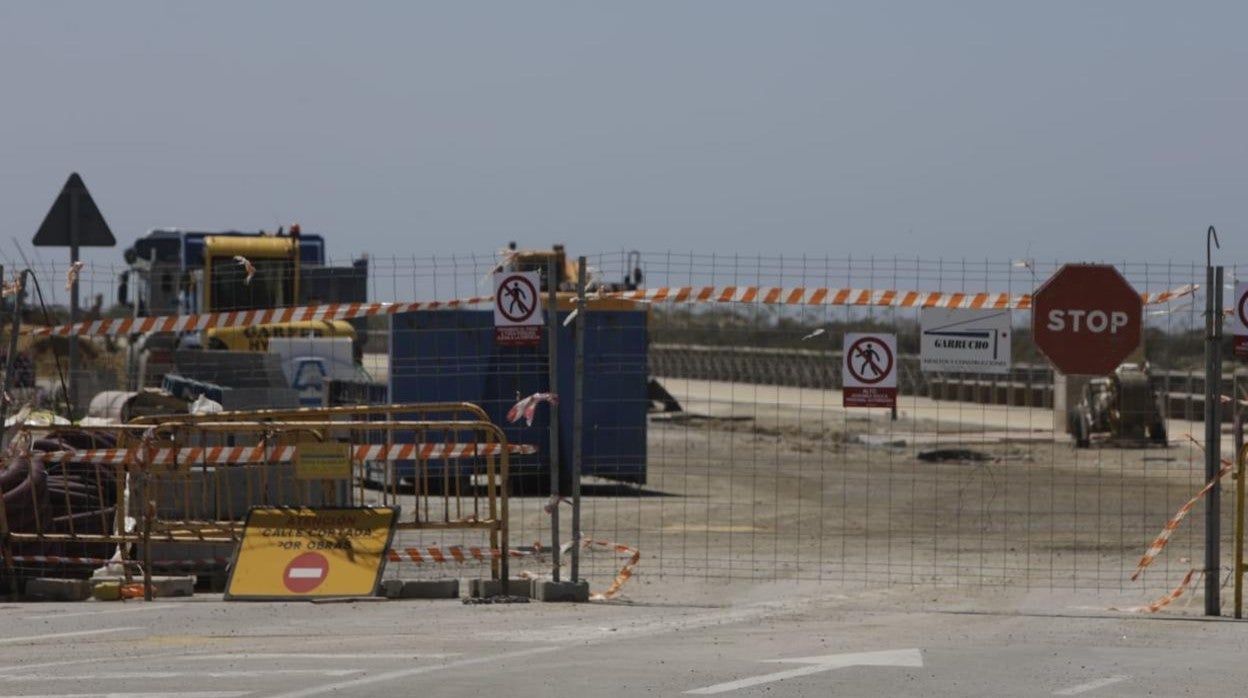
[
  {"x1": 467, "y1": 578, "x2": 533, "y2": 599},
  {"x1": 25, "y1": 578, "x2": 91, "y2": 601},
  {"x1": 380, "y1": 579, "x2": 403, "y2": 599},
  {"x1": 533, "y1": 579, "x2": 590, "y2": 603},
  {"x1": 150, "y1": 576, "x2": 196, "y2": 598},
  {"x1": 380, "y1": 579, "x2": 460, "y2": 599}
]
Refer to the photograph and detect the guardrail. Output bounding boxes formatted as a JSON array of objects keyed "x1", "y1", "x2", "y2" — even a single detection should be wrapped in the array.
[{"x1": 651, "y1": 343, "x2": 1243, "y2": 419}]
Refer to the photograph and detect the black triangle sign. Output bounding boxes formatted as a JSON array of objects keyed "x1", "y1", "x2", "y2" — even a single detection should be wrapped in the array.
[{"x1": 32, "y1": 172, "x2": 116, "y2": 247}]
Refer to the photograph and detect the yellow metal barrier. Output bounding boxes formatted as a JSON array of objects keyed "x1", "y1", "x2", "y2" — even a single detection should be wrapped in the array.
[{"x1": 0, "y1": 404, "x2": 516, "y2": 600}]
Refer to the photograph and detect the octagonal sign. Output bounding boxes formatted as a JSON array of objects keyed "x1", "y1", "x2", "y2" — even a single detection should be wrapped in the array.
[{"x1": 1031, "y1": 264, "x2": 1141, "y2": 375}]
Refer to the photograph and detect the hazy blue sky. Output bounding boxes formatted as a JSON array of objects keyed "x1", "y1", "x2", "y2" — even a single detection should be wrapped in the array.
[{"x1": 2, "y1": 2, "x2": 1245, "y2": 273}]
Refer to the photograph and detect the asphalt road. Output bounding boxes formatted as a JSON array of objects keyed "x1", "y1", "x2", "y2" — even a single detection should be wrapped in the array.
[{"x1": 4, "y1": 583, "x2": 1247, "y2": 697}]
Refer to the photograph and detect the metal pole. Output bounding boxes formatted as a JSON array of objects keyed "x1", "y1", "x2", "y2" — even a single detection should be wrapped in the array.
[
  {"x1": 68, "y1": 192, "x2": 80, "y2": 417},
  {"x1": 0, "y1": 269, "x2": 24, "y2": 448},
  {"x1": 1205, "y1": 265, "x2": 1224, "y2": 616},
  {"x1": 571, "y1": 257, "x2": 586, "y2": 582},
  {"x1": 547, "y1": 257, "x2": 561, "y2": 582},
  {"x1": 1236, "y1": 439, "x2": 1245, "y2": 619}
]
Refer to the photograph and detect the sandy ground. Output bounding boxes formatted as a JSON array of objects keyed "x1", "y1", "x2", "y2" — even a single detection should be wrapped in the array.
[{"x1": 376, "y1": 378, "x2": 1234, "y2": 607}]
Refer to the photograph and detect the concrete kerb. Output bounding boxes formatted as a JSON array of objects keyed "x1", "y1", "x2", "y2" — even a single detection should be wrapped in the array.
[
  {"x1": 22, "y1": 575, "x2": 196, "y2": 601},
  {"x1": 468, "y1": 578, "x2": 535, "y2": 599},
  {"x1": 379, "y1": 579, "x2": 460, "y2": 599}
]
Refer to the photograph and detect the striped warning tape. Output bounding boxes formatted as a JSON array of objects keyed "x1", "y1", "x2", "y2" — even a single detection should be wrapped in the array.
[
  {"x1": 25, "y1": 296, "x2": 493, "y2": 337},
  {"x1": 548, "y1": 538, "x2": 641, "y2": 600},
  {"x1": 603, "y1": 283, "x2": 1197, "y2": 309},
  {"x1": 22, "y1": 283, "x2": 1197, "y2": 337},
  {"x1": 1131, "y1": 438, "x2": 1232, "y2": 581},
  {"x1": 385, "y1": 544, "x2": 540, "y2": 565},
  {"x1": 9, "y1": 554, "x2": 230, "y2": 568},
  {"x1": 1120, "y1": 568, "x2": 1202, "y2": 613},
  {"x1": 37, "y1": 442, "x2": 537, "y2": 466}
]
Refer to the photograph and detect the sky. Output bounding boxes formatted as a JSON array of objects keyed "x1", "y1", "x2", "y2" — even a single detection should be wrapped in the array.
[{"x1": 1, "y1": 1, "x2": 1246, "y2": 282}]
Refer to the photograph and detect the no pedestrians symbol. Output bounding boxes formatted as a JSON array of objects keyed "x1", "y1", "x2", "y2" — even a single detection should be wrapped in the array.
[
  {"x1": 843, "y1": 333, "x2": 897, "y2": 408},
  {"x1": 494, "y1": 270, "x2": 544, "y2": 346}
]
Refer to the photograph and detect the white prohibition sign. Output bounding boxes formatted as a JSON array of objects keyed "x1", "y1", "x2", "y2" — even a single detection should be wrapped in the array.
[
  {"x1": 846, "y1": 336, "x2": 893, "y2": 385},
  {"x1": 496, "y1": 274, "x2": 539, "y2": 324},
  {"x1": 1238, "y1": 288, "x2": 1248, "y2": 329}
]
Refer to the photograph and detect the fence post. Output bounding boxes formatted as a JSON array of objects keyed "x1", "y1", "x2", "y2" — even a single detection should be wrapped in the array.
[
  {"x1": 547, "y1": 257, "x2": 561, "y2": 582},
  {"x1": 1204, "y1": 259, "x2": 1224, "y2": 616},
  {"x1": 571, "y1": 257, "x2": 586, "y2": 582}
]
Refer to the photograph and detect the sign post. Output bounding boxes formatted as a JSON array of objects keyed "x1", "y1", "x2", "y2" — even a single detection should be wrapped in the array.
[
  {"x1": 32, "y1": 173, "x2": 116, "y2": 414},
  {"x1": 842, "y1": 333, "x2": 897, "y2": 408},
  {"x1": 1232, "y1": 282, "x2": 1248, "y2": 359}
]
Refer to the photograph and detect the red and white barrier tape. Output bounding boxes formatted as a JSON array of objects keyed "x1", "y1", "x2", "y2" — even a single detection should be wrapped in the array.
[
  {"x1": 25, "y1": 296, "x2": 493, "y2": 337},
  {"x1": 554, "y1": 538, "x2": 640, "y2": 600},
  {"x1": 1121, "y1": 568, "x2": 1202, "y2": 613},
  {"x1": 38, "y1": 442, "x2": 536, "y2": 466},
  {"x1": 508, "y1": 393, "x2": 558, "y2": 426},
  {"x1": 1131, "y1": 440, "x2": 1232, "y2": 580},
  {"x1": 603, "y1": 283, "x2": 1196, "y2": 310},
  {"x1": 10, "y1": 554, "x2": 230, "y2": 568},
  {"x1": 385, "y1": 544, "x2": 540, "y2": 565},
  {"x1": 22, "y1": 283, "x2": 1196, "y2": 337}
]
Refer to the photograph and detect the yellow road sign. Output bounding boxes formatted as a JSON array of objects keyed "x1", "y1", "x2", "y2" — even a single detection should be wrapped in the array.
[
  {"x1": 225, "y1": 507, "x2": 398, "y2": 600},
  {"x1": 295, "y1": 442, "x2": 352, "y2": 480}
]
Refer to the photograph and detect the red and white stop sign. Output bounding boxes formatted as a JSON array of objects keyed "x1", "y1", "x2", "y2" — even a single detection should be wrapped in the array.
[
  {"x1": 283, "y1": 552, "x2": 329, "y2": 594},
  {"x1": 1032, "y1": 264, "x2": 1141, "y2": 375}
]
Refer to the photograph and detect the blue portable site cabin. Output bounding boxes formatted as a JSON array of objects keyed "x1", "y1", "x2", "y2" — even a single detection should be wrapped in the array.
[{"x1": 388, "y1": 301, "x2": 649, "y2": 486}]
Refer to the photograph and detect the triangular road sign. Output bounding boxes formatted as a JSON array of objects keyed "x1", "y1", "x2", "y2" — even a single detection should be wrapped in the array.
[{"x1": 32, "y1": 172, "x2": 116, "y2": 247}]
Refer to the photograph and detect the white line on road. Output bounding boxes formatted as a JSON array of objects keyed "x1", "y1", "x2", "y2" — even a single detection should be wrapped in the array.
[
  {"x1": 0, "y1": 628, "x2": 142, "y2": 645},
  {"x1": 0, "y1": 693, "x2": 251, "y2": 698},
  {"x1": 180, "y1": 653, "x2": 461, "y2": 661},
  {"x1": 1054, "y1": 675, "x2": 1130, "y2": 695},
  {"x1": 22, "y1": 605, "x2": 174, "y2": 621},
  {"x1": 262, "y1": 646, "x2": 563, "y2": 698},
  {"x1": 0, "y1": 671, "x2": 361, "y2": 682},
  {"x1": 685, "y1": 649, "x2": 924, "y2": 695}
]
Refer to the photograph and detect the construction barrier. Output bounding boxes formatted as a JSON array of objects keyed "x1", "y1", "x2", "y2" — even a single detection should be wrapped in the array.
[{"x1": 0, "y1": 403, "x2": 523, "y2": 599}]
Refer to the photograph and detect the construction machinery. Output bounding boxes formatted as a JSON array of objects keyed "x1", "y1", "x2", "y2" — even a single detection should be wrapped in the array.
[
  {"x1": 1068, "y1": 362, "x2": 1168, "y2": 448},
  {"x1": 120, "y1": 225, "x2": 369, "y2": 395}
]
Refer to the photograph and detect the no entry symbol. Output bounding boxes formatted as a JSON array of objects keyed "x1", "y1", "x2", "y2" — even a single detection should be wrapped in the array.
[{"x1": 283, "y1": 551, "x2": 329, "y2": 594}]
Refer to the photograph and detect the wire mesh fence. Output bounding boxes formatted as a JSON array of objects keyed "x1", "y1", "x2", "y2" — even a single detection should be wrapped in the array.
[{"x1": 0, "y1": 250, "x2": 1237, "y2": 600}]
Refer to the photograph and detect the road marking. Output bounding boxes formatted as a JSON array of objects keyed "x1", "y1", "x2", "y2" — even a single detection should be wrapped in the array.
[
  {"x1": 0, "y1": 693, "x2": 251, "y2": 698},
  {"x1": 180, "y1": 653, "x2": 460, "y2": 661},
  {"x1": 22, "y1": 606, "x2": 174, "y2": 621},
  {"x1": 263, "y1": 646, "x2": 562, "y2": 698},
  {"x1": 477, "y1": 598, "x2": 824, "y2": 644},
  {"x1": 1054, "y1": 675, "x2": 1130, "y2": 695},
  {"x1": 0, "y1": 671, "x2": 361, "y2": 682},
  {"x1": 685, "y1": 648, "x2": 924, "y2": 695},
  {"x1": 0, "y1": 628, "x2": 142, "y2": 645},
  {"x1": 0, "y1": 652, "x2": 183, "y2": 675}
]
